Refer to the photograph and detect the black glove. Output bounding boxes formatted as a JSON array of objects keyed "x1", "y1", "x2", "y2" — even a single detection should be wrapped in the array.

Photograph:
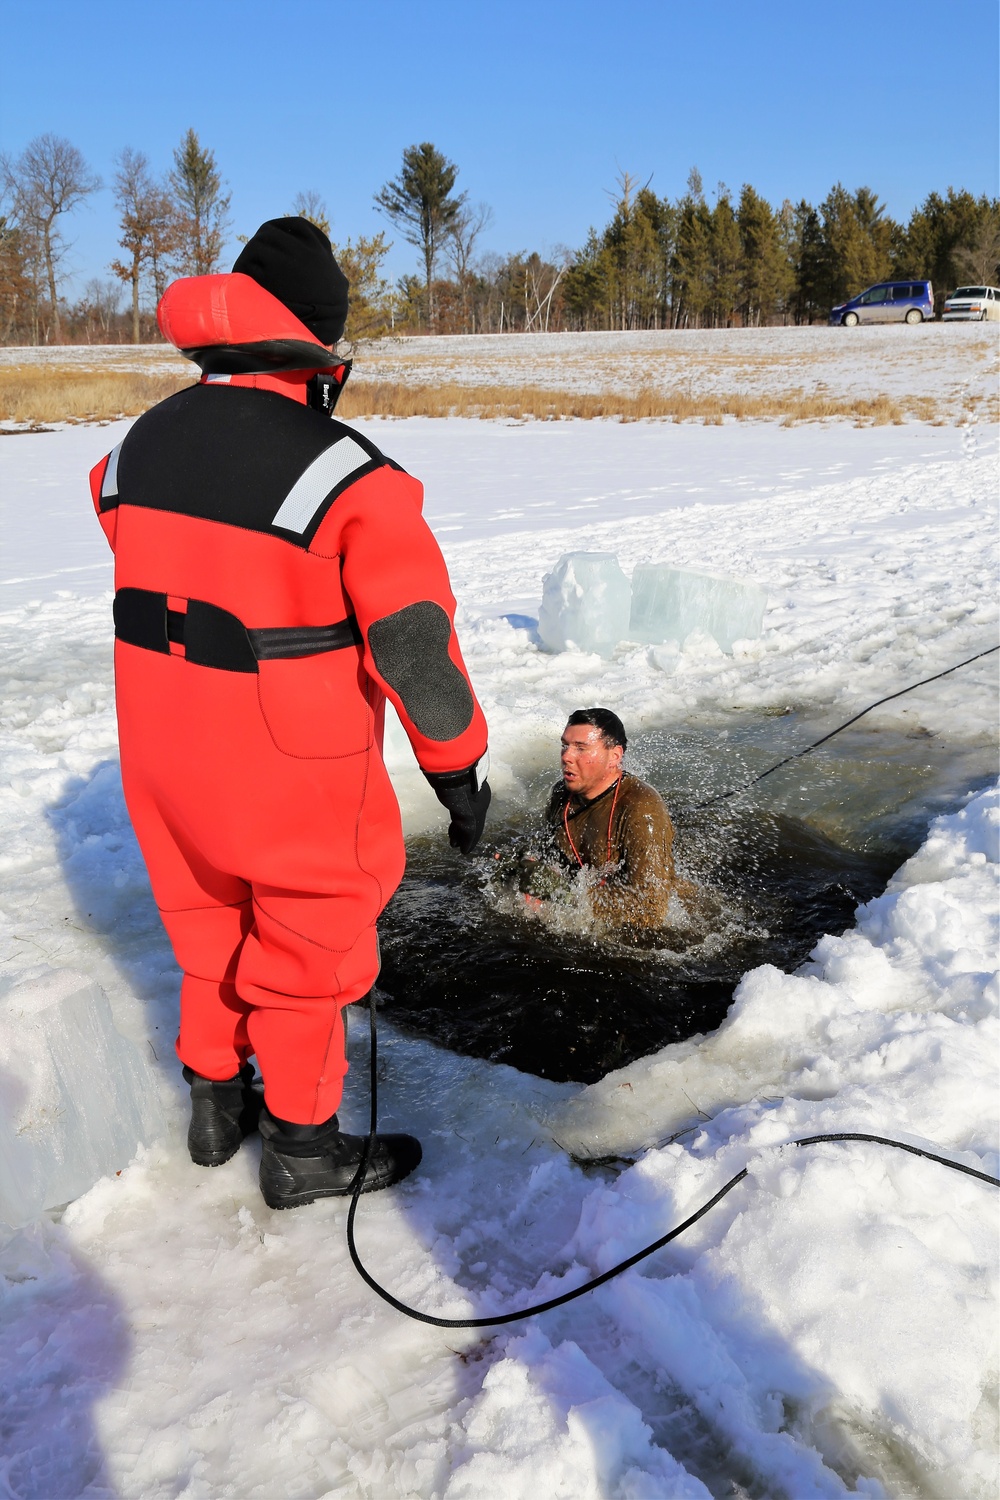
[{"x1": 424, "y1": 753, "x2": 491, "y2": 856}]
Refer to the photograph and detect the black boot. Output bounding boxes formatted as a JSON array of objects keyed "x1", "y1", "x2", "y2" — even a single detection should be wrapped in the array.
[
  {"x1": 183, "y1": 1063, "x2": 264, "y2": 1167},
  {"x1": 258, "y1": 1108, "x2": 422, "y2": 1209}
]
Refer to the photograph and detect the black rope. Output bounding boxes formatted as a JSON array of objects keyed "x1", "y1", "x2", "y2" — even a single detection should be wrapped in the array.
[
  {"x1": 346, "y1": 991, "x2": 998, "y2": 1330},
  {"x1": 690, "y1": 644, "x2": 999, "y2": 811}
]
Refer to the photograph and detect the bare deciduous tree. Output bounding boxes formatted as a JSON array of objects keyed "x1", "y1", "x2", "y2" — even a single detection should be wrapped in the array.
[
  {"x1": 290, "y1": 191, "x2": 331, "y2": 237},
  {"x1": 954, "y1": 208, "x2": 1000, "y2": 286},
  {"x1": 111, "y1": 147, "x2": 178, "y2": 342},
  {"x1": 1, "y1": 133, "x2": 100, "y2": 340},
  {"x1": 446, "y1": 201, "x2": 493, "y2": 331},
  {"x1": 523, "y1": 248, "x2": 571, "y2": 332},
  {"x1": 0, "y1": 196, "x2": 35, "y2": 342},
  {"x1": 74, "y1": 277, "x2": 123, "y2": 341}
]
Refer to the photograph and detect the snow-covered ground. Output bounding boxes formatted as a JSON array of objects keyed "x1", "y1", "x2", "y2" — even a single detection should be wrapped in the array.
[
  {"x1": 2, "y1": 323, "x2": 997, "y2": 419},
  {"x1": 0, "y1": 334, "x2": 997, "y2": 1498},
  {"x1": 350, "y1": 324, "x2": 1000, "y2": 418}
]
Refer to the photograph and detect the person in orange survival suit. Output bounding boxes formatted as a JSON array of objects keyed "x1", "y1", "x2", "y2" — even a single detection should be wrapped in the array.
[{"x1": 90, "y1": 218, "x2": 490, "y2": 1210}]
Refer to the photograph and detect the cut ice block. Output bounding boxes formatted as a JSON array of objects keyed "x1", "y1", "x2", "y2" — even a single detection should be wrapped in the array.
[
  {"x1": 0, "y1": 970, "x2": 163, "y2": 1230},
  {"x1": 630, "y1": 564, "x2": 767, "y2": 653},
  {"x1": 538, "y1": 552, "x2": 631, "y2": 658}
]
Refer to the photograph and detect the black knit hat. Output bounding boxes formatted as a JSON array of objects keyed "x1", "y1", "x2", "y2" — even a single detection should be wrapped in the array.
[{"x1": 233, "y1": 217, "x2": 349, "y2": 344}]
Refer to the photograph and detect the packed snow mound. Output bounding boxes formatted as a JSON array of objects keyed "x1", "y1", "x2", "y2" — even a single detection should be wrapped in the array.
[
  {"x1": 443, "y1": 1327, "x2": 713, "y2": 1498},
  {"x1": 547, "y1": 783, "x2": 1000, "y2": 1159}
]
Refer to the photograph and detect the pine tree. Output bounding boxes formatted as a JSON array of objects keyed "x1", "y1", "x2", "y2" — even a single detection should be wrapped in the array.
[
  {"x1": 737, "y1": 184, "x2": 791, "y2": 326},
  {"x1": 786, "y1": 200, "x2": 826, "y2": 323},
  {"x1": 562, "y1": 230, "x2": 612, "y2": 330},
  {"x1": 708, "y1": 187, "x2": 740, "y2": 327},
  {"x1": 602, "y1": 172, "x2": 662, "y2": 329},
  {"x1": 636, "y1": 188, "x2": 676, "y2": 328},
  {"x1": 374, "y1": 143, "x2": 465, "y2": 330},
  {"x1": 899, "y1": 189, "x2": 999, "y2": 305},
  {"x1": 329, "y1": 232, "x2": 397, "y2": 341},
  {"x1": 818, "y1": 184, "x2": 896, "y2": 304},
  {"x1": 673, "y1": 171, "x2": 713, "y2": 327},
  {"x1": 111, "y1": 149, "x2": 177, "y2": 342},
  {"x1": 0, "y1": 214, "x2": 32, "y2": 342},
  {"x1": 169, "y1": 129, "x2": 231, "y2": 277}
]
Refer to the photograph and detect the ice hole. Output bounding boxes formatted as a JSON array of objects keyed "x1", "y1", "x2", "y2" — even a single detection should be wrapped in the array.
[{"x1": 377, "y1": 717, "x2": 997, "y2": 1084}]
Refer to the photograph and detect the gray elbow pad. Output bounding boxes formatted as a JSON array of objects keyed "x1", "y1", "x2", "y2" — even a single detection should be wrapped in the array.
[{"x1": 368, "y1": 600, "x2": 474, "y2": 741}]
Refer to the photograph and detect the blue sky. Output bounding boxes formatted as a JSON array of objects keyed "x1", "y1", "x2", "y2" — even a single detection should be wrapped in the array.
[{"x1": 2, "y1": 0, "x2": 997, "y2": 299}]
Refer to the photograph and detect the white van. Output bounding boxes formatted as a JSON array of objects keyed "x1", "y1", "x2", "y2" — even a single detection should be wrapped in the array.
[{"x1": 942, "y1": 287, "x2": 1000, "y2": 322}]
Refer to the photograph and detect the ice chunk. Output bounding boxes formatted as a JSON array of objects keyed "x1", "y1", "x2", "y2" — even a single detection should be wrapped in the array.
[
  {"x1": 537, "y1": 552, "x2": 631, "y2": 658},
  {"x1": 0, "y1": 969, "x2": 163, "y2": 1229},
  {"x1": 630, "y1": 564, "x2": 767, "y2": 652}
]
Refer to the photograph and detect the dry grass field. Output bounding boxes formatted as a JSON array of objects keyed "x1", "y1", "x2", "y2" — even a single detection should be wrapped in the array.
[
  {"x1": 0, "y1": 365, "x2": 192, "y2": 426},
  {"x1": 0, "y1": 325, "x2": 996, "y2": 428},
  {"x1": 0, "y1": 366, "x2": 928, "y2": 428},
  {"x1": 337, "y1": 380, "x2": 926, "y2": 425}
]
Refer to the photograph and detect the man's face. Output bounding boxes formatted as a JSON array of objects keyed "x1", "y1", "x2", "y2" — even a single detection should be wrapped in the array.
[{"x1": 560, "y1": 723, "x2": 623, "y2": 799}]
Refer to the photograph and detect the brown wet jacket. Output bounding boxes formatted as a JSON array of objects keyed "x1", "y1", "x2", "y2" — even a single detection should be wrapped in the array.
[{"x1": 546, "y1": 773, "x2": 681, "y2": 932}]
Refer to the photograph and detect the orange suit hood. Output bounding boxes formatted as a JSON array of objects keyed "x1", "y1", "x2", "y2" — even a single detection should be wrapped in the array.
[{"x1": 158, "y1": 273, "x2": 339, "y2": 376}]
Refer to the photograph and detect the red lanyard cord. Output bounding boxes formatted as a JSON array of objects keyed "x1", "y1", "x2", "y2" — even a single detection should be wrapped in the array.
[{"x1": 563, "y1": 776, "x2": 623, "y2": 869}]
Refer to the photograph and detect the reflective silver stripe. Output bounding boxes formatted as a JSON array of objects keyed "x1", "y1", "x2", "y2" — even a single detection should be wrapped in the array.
[
  {"x1": 101, "y1": 442, "x2": 123, "y2": 500},
  {"x1": 271, "y1": 438, "x2": 372, "y2": 533},
  {"x1": 474, "y1": 749, "x2": 490, "y2": 791}
]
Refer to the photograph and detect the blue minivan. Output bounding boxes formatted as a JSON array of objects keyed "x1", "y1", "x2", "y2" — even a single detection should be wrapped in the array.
[{"x1": 830, "y1": 280, "x2": 934, "y2": 325}]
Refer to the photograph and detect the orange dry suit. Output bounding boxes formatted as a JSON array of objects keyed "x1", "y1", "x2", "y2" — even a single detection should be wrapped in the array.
[{"x1": 90, "y1": 273, "x2": 488, "y2": 1124}]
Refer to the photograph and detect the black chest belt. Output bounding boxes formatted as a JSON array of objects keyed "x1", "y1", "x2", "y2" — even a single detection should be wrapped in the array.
[{"x1": 113, "y1": 587, "x2": 362, "y2": 673}]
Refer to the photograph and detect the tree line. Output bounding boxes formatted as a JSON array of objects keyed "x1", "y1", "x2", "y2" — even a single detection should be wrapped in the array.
[
  {"x1": 378, "y1": 149, "x2": 999, "y2": 334},
  {"x1": 1, "y1": 132, "x2": 998, "y2": 345},
  {"x1": 0, "y1": 130, "x2": 234, "y2": 344}
]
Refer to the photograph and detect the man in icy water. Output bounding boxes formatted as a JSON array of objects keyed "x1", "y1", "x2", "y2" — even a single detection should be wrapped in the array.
[
  {"x1": 89, "y1": 218, "x2": 490, "y2": 1209},
  {"x1": 518, "y1": 707, "x2": 694, "y2": 937}
]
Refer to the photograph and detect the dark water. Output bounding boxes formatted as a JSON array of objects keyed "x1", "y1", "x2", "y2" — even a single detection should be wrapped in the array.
[{"x1": 377, "y1": 717, "x2": 997, "y2": 1084}]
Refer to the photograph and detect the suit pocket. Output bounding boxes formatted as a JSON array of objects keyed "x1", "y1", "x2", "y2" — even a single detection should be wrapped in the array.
[{"x1": 256, "y1": 650, "x2": 373, "y2": 759}]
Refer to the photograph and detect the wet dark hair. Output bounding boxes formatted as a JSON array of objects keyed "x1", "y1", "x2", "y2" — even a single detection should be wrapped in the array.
[{"x1": 565, "y1": 707, "x2": 627, "y2": 751}]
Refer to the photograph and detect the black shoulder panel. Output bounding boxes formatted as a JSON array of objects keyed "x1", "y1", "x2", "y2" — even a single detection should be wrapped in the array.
[{"x1": 107, "y1": 386, "x2": 400, "y2": 549}]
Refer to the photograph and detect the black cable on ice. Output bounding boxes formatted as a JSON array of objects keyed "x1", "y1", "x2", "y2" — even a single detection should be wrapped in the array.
[
  {"x1": 345, "y1": 991, "x2": 999, "y2": 1330},
  {"x1": 690, "y1": 644, "x2": 999, "y2": 811}
]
